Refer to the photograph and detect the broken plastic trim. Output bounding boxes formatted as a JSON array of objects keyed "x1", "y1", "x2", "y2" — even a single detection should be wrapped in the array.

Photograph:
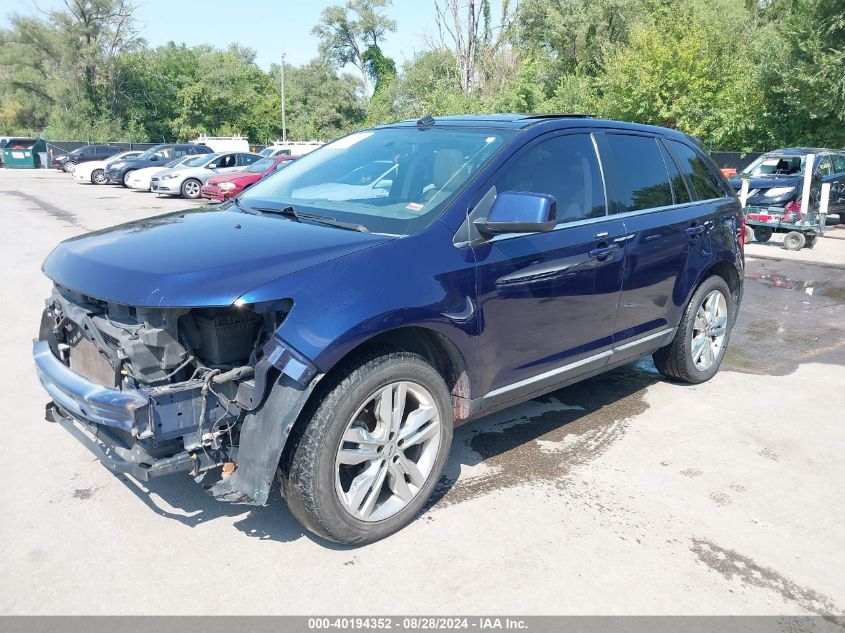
[{"x1": 262, "y1": 335, "x2": 317, "y2": 386}]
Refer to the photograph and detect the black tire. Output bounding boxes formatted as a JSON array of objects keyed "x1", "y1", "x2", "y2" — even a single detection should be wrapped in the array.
[
  {"x1": 121, "y1": 170, "x2": 135, "y2": 187},
  {"x1": 63, "y1": 160, "x2": 76, "y2": 173},
  {"x1": 804, "y1": 235, "x2": 818, "y2": 248},
  {"x1": 91, "y1": 169, "x2": 106, "y2": 184},
  {"x1": 281, "y1": 350, "x2": 453, "y2": 545},
  {"x1": 753, "y1": 226, "x2": 773, "y2": 243},
  {"x1": 653, "y1": 275, "x2": 734, "y2": 384},
  {"x1": 181, "y1": 178, "x2": 202, "y2": 199},
  {"x1": 783, "y1": 231, "x2": 805, "y2": 251},
  {"x1": 743, "y1": 227, "x2": 754, "y2": 244}
]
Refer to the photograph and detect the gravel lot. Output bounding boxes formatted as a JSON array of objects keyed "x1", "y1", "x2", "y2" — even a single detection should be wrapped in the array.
[{"x1": 1, "y1": 169, "x2": 843, "y2": 616}]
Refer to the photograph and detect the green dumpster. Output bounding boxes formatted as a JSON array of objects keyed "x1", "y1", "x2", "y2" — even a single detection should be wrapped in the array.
[{"x1": 2, "y1": 138, "x2": 47, "y2": 168}]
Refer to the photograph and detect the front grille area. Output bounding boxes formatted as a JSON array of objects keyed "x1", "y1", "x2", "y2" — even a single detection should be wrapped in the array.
[{"x1": 67, "y1": 327, "x2": 115, "y2": 388}]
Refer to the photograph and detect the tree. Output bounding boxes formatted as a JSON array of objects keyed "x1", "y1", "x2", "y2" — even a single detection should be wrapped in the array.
[
  {"x1": 595, "y1": 0, "x2": 772, "y2": 150},
  {"x1": 312, "y1": 0, "x2": 396, "y2": 93},
  {"x1": 430, "y1": 0, "x2": 514, "y2": 94}
]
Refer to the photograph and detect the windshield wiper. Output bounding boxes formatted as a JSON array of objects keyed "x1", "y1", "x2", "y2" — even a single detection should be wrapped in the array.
[{"x1": 255, "y1": 205, "x2": 370, "y2": 233}]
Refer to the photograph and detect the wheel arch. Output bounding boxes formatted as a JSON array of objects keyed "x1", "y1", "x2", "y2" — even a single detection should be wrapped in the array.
[
  {"x1": 309, "y1": 325, "x2": 472, "y2": 424},
  {"x1": 696, "y1": 258, "x2": 742, "y2": 321}
]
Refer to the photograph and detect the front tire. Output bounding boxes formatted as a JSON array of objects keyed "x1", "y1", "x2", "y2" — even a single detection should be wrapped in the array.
[
  {"x1": 121, "y1": 170, "x2": 135, "y2": 187},
  {"x1": 91, "y1": 169, "x2": 106, "y2": 184},
  {"x1": 653, "y1": 275, "x2": 734, "y2": 384},
  {"x1": 63, "y1": 161, "x2": 76, "y2": 173},
  {"x1": 281, "y1": 351, "x2": 453, "y2": 544},
  {"x1": 181, "y1": 179, "x2": 202, "y2": 199},
  {"x1": 753, "y1": 226, "x2": 773, "y2": 243}
]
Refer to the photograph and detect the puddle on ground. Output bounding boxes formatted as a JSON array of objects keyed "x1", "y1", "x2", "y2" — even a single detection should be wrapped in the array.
[
  {"x1": 745, "y1": 272, "x2": 845, "y2": 300},
  {"x1": 430, "y1": 361, "x2": 658, "y2": 508}
]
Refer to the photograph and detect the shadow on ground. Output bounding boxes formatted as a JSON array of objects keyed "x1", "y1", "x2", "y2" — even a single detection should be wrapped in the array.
[{"x1": 114, "y1": 359, "x2": 662, "y2": 546}]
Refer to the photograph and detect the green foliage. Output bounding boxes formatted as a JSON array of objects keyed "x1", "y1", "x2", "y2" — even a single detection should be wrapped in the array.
[{"x1": 1, "y1": 0, "x2": 843, "y2": 150}]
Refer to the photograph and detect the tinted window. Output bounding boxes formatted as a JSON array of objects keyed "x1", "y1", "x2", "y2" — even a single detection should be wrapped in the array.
[
  {"x1": 659, "y1": 141, "x2": 691, "y2": 203},
  {"x1": 238, "y1": 153, "x2": 259, "y2": 166},
  {"x1": 602, "y1": 134, "x2": 673, "y2": 212},
  {"x1": 492, "y1": 133, "x2": 606, "y2": 223},
  {"x1": 831, "y1": 155, "x2": 845, "y2": 174},
  {"x1": 666, "y1": 139, "x2": 727, "y2": 200}
]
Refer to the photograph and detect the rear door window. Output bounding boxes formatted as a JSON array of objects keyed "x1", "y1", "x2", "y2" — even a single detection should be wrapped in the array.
[
  {"x1": 602, "y1": 134, "x2": 674, "y2": 212},
  {"x1": 665, "y1": 139, "x2": 728, "y2": 200},
  {"x1": 659, "y1": 141, "x2": 691, "y2": 203},
  {"x1": 238, "y1": 153, "x2": 259, "y2": 166}
]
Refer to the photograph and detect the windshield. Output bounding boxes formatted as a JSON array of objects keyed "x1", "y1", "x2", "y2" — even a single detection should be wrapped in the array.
[
  {"x1": 742, "y1": 154, "x2": 806, "y2": 177},
  {"x1": 186, "y1": 154, "x2": 216, "y2": 167},
  {"x1": 238, "y1": 126, "x2": 515, "y2": 235},
  {"x1": 246, "y1": 157, "x2": 276, "y2": 173}
]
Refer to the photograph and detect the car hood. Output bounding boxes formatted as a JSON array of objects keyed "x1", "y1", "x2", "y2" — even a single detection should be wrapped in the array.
[
  {"x1": 131, "y1": 166, "x2": 167, "y2": 178},
  {"x1": 728, "y1": 175, "x2": 802, "y2": 190},
  {"x1": 42, "y1": 207, "x2": 393, "y2": 307},
  {"x1": 75, "y1": 160, "x2": 107, "y2": 174}
]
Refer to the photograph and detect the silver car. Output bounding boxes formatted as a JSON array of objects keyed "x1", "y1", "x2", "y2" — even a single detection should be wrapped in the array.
[{"x1": 150, "y1": 152, "x2": 261, "y2": 198}]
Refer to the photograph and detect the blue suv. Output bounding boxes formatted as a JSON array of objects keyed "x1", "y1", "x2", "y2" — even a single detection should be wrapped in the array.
[{"x1": 34, "y1": 115, "x2": 744, "y2": 544}]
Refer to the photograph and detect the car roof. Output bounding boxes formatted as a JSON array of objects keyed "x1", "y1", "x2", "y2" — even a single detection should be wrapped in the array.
[
  {"x1": 765, "y1": 147, "x2": 842, "y2": 155},
  {"x1": 381, "y1": 113, "x2": 691, "y2": 141}
]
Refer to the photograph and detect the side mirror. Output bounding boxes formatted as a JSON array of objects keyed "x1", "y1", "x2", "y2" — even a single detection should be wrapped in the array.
[
  {"x1": 474, "y1": 191, "x2": 558, "y2": 237},
  {"x1": 150, "y1": 155, "x2": 158, "y2": 161}
]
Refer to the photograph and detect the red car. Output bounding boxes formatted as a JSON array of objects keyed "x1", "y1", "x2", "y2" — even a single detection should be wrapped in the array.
[{"x1": 201, "y1": 155, "x2": 297, "y2": 201}]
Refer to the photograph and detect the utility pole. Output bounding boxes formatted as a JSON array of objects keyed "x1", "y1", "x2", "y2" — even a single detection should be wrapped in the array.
[{"x1": 280, "y1": 51, "x2": 287, "y2": 142}]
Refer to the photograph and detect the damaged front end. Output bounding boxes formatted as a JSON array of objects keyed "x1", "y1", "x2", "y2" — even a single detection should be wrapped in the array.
[{"x1": 34, "y1": 285, "x2": 318, "y2": 502}]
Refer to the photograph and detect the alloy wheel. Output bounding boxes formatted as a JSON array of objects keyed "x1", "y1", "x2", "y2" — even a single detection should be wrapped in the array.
[
  {"x1": 690, "y1": 289, "x2": 728, "y2": 371},
  {"x1": 183, "y1": 180, "x2": 200, "y2": 198},
  {"x1": 334, "y1": 381, "x2": 442, "y2": 522}
]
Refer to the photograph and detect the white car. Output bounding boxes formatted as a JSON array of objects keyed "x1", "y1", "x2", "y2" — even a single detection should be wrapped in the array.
[
  {"x1": 150, "y1": 152, "x2": 260, "y2": 198},
  {"x1": 126, "y1": 155, "x2": 197, "y2": 191},
  {"x1": 72, "y1": 151, "x2": 143, "y2": 184},
  {"x1": 292, "y1": 161, "x2": 396, "y2": 201}
]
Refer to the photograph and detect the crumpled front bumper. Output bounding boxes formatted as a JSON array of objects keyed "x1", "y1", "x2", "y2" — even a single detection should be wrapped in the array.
[{"x1": 33, "y1": 339, "x2": 148, "y2": 434}]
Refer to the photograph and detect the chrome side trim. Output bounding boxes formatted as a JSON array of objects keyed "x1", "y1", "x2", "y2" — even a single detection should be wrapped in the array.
[
  {"x1": 482, "y1": 327, "x2": 676, "y2": 400},
  {"x1": 484, "y1": 350, "x2": 613, "y2": 400},
  {"x1": 614, "y1": 328, "x2": 674, "y2": 352},
  {"x1": 33, "y1": 340, "x2": 148, "y2": 433}
]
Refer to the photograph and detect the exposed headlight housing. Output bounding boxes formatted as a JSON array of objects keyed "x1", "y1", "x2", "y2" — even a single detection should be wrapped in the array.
[
  {"x1": 764, "y1": 186, "x2": 795, "y2": 197},
  {"x1": 161, "y1": 173, "x2": 179, "y2": 180},
  {"x1": 218, "y1": 182, "x2": 237, "y2": 190}
]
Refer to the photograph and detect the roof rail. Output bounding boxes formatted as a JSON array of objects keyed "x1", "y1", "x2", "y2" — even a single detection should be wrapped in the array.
[{"x1": 520, "y1": 113, "x2": 596, "y2": 119}]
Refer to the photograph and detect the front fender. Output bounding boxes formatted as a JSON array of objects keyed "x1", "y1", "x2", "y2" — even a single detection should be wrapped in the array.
[{"x1": 238, "y1": 222, "x2": 478, "y2": 386}]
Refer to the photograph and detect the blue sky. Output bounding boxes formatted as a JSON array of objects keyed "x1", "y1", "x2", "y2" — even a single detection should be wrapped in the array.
[{"x1": 1, "y1": 0, "x2": 486, "y2": 71}]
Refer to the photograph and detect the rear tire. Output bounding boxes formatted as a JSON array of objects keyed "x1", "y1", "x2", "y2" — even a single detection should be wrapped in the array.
[
  {"x1": 91, "y1": 169, "x2": 106, "y2": 184},
  {"x1": 121, "y1": 170, "x2": 135, "y2": 187},
  {"x1": 281, "y1": 351, "x2": 453, "y2": 545},
  {"x1": 63, "y1": 161, "x2": 76, "y2": 173},
  {"x1": 753, "y1": 226, "x2": 773, "y2": 243},
  {"x1": 783, "y1": 231, "x2": 805, "y2": 251},
  {"x1": 181, "y1": 178, "x2": 202, "y2": 199},
  {"x1": 653, "y1": 275, "x2": 733, "y2": 384},
  {"x1": 804, "y1": 235, "x2": 818, "y2": 248}
]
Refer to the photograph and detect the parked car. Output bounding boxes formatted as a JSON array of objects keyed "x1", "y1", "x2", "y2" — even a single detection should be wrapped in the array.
[
  {"x1": 201, "y1": 155, "x2": 297, "y2": 201},
  {"x1": 150, "y1": 152, "x2": 260, "y2": 198},
  {"x1": 33, "y1": 115, "x2": 743, "y2": 545},
  {"x1": 125, "y1": 155, "x2": 198, "y2": 191},
  {"x1": 292, "y1": 160, "x2": 397, "y2": 201},
  {"x1": 52, "y1": 145, "x2": 119, "y2": 172},
  {"x1": 72, "y1": 151, "x2": 143, "y2": 184},
  {"x1": 104, "y1": 143, "x2": 213, "y2": 186},
  {"x1": 728, "y1": 148, "x2": 845, "y2": 221},
  {"x1": 190, "y1": 135, "x2": 250, "y2": 153},
  {"x1": 259, "y1": 141, "x2": 322, "y2": 157}
]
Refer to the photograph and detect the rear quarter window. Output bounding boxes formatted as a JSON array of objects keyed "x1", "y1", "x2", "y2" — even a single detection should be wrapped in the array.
[{"x1": 666, "y1": 139, "x2": 729, "y2": 200}]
